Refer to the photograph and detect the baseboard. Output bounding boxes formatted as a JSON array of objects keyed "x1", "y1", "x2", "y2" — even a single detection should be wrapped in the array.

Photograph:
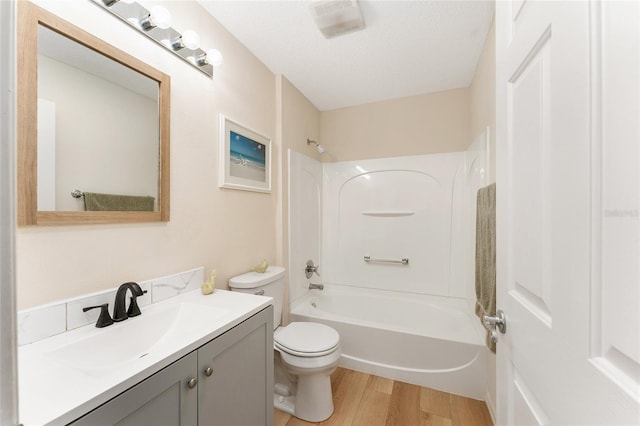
[{"x1": 485, "y1": 390, "x2": 497, "y2": 425}]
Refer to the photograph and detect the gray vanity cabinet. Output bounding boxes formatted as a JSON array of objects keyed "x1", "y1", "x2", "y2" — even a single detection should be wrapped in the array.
[
  {"x1": 71, "y1": 306, "x2": 273, "y2": 426},
  {"x1": 198, "y1": 305, "x2": 274, "y2": 426},
  {"x1": 72, "y1": 351, "x2": 198, "y2": 426}
]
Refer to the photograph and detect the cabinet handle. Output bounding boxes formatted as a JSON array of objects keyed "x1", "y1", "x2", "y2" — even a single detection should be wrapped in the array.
[
  {"x1": 187, "y1": 378, "x2": 198, "y2": 389},
  {"x1": 204, "y1": 367, "x2": 213, "y2": 377}
]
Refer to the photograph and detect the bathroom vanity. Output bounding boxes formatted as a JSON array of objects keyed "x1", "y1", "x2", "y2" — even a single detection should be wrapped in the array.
[{"x1": 18, "y1": 290, "x2": 274, "y2": 426}]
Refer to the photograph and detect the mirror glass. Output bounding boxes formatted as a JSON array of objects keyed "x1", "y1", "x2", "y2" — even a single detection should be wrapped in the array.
[
  {"x1": 18, "y1": 3, "x2": 170, "y2": 225},
  {"x1": 37, "y1": 26, "x2": 160, "y2": 212}
]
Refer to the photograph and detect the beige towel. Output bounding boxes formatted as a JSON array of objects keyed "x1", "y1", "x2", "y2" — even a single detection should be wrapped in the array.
[
  {"x1": 83, "y1": 192, "x2": 155, "y2": 212},
  {"x1": 475, "y1": 183, "x2": 496, "y2": 352}
]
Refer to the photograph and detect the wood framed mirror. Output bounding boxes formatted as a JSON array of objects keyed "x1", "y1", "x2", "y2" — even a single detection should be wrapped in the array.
[{"x1": 17, "y1": 2, "x2": 170, "y2": 225}]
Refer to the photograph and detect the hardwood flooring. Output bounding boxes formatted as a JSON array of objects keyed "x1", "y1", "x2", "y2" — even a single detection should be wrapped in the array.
[{"x1": 274, "y1": 367, "x2": 493, "y2": 426}]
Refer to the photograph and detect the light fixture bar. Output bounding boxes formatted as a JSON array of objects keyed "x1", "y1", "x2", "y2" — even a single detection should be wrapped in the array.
[{"x1": 92, "y1": 0, "x2": 217, "y2": 78}]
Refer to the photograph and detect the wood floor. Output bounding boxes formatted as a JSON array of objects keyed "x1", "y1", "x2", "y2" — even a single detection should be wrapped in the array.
[{"x1": 274, "y1": 367, "x2": 493, "y2": 426}]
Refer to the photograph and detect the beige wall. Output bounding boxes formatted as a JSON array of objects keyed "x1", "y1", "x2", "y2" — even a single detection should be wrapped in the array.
[
  {"x1": 319, "y1": 88, "x2": 471, "y2": 162},
  {"x1": 275, "y1": 75, "x2": 321, "y2": 323},
  {"x1": 470, "y1": 21, "x2": 496, "y2": 184},
  {"x1": 17, "y1": 0, "x2": 277, "y2": 309}
]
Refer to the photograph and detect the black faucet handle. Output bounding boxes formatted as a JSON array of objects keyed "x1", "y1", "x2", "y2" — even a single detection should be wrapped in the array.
[
  {"x1": 127, "y1": 290, "x2": 148, "y2": 317},
  {"x1": 82, "y1": 303, "x2": 114, "y2": 328}
]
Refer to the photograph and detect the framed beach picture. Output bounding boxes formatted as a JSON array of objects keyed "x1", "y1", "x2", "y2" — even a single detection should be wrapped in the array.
[{"x1": 218, "y1": 114, "x2": 271, "y2": 193}]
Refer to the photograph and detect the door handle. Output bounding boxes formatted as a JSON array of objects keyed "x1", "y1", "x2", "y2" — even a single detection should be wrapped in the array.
[{"x1": 483, "y1": 310, "x2": 507, "y2": 334}]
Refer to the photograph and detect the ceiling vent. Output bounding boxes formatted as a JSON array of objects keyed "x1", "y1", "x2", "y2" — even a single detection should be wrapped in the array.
[{"x1": 309, "y1": 0, "x2": 365, "y2": 39}]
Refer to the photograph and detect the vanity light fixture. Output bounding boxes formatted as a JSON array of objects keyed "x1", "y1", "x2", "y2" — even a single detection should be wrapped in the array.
[
  {"x1": 93, "y1": 0, "x2": 223, "y2": 78},
  {"x1": 102, "y1": 0, "x2": 133, "y2": 7},
  {"x1": 170, "y1": 35, "x2": 186, "y2": 51},
  {"x1": 139, "y1": 6, "x2": 172, "y2": 31}
]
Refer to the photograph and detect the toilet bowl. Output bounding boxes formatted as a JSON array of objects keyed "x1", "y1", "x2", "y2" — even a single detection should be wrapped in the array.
[
  {"x1": 274, "y1": 322, "x2": 341, "y2": 422},
  {"x1": 228, "y1": 267, "x2": 342, "y2": 422}
]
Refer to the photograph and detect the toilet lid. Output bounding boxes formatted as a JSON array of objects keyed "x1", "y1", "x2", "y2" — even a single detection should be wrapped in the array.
[{"x1": 274, "y1": 322, "x2": 340, "y2": 355}]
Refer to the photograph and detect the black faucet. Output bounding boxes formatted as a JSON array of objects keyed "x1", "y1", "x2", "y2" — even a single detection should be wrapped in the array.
[
  {"x1": 113, "y1": 282, "x2": 147, "y2": 322},
  {"x1": 83, "y1": 303, "x2": 114, "y2": 328}
]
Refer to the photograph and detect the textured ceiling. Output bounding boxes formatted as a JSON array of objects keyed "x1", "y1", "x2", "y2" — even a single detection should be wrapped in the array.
[{"x1": 198, "y1": 1, "x2": 494, "y2": 111}]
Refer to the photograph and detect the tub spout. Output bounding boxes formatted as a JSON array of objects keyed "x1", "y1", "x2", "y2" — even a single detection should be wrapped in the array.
[{"x1": 309, "y1": 283, "x2": 324, "y2": 290}]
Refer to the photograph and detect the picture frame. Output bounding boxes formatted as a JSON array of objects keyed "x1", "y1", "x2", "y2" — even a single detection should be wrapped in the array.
[{"x1": 218, "y1": 114, "x2": 271, "y2": 193}]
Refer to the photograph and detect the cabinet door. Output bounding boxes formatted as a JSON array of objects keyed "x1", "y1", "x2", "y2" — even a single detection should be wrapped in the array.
[
  {"x1": 72, "y1": 352, "x2": 198, "y2": 426},
  {"x1": 198, "y1": 306, "x2": 274, "y2": 426}
]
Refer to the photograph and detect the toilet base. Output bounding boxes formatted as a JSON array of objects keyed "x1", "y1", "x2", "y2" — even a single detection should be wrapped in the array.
[
  {"x1": 273, "y1": 373, "x2": 335, "y2": 422},
  {"x1": 274, "y1": 393, "x2": 295, "y2": 416},
  {"x1": 292, "y1": 374, "x2": 334, "y2": 422}
]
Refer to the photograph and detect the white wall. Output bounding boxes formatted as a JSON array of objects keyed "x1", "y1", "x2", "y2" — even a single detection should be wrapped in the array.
[
  {"x1": 36, "y1": 98, "x2": 56, "y2": 211},
  {"x1": 17, "y1": 0, "x2": 277, "y2": 309}
]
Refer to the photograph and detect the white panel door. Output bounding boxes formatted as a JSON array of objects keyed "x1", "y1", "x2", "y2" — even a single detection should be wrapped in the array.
[{"x1": 496, "y1": 1, "x2": 640, "y2": 424}]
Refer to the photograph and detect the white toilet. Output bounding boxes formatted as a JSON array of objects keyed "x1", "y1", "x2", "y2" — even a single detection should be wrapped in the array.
[{"x1": 229, "y1": 266, "x2": 341, "y2": 422}]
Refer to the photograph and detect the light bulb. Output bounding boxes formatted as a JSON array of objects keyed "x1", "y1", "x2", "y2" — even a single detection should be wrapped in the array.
[
  {"x1": 206, "y1": 49, "x2": 223, "y2": 67},
  {"x1": 181, "y1": 30, "x2": 200, "y2": 50},
  {"x1": 150, "y1": 6, "x2": 172, "y2": 29},
  {"x1": 317, "y1": 144, "x2": 325, "y2": 154}
]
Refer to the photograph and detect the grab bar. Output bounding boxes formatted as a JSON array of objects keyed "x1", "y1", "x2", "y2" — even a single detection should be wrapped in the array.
[{"x1": 363, "y1": 256, "x2": 409, "y2": 265}]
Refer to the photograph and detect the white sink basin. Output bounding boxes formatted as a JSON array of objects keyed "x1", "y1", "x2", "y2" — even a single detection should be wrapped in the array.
[{"x1": 46, "y1": 302, "x2": 228, "y2": 376}]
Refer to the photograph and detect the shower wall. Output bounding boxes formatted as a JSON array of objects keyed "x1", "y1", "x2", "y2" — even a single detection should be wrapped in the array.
[
  {"x1": 322, "y1": 153, "x2": 469, "y2": 298},
  {"x1": 288, "y1": 133, "x2": 488, "y2": 305},
  {"x1": 288, "y1": 150, "x2": 323, "y2": 304}
]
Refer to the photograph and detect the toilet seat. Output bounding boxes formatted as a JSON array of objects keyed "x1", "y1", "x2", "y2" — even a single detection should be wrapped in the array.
[{"x1": 274, "y1": 322, "x2": 340, "y2": 357}]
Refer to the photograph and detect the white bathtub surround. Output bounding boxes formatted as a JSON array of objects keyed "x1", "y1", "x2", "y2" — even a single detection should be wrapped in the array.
[
  {"x1": 322, "y1": 153, "x2": 470, "y2": 298},
  {"x1": 288, "y1": 150, "x2": 323, "y2": 304},
  {"x1": 465, "y1": 128, "x2": 490, "y2": 312},
  {"x1": 17, "y1": 267, "x2": 204, "y2": 345},
  {"x1": 290, "y1": 284, "x2": 487, "y2": 399}
]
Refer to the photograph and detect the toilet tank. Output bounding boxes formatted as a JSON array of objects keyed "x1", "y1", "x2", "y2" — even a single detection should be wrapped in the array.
[{"x1": 228, "y1": 266, "x2": 285, "y2": 329}]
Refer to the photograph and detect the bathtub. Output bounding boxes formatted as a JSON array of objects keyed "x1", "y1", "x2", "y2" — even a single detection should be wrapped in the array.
[{"x1": 290, "y1": 284, "x2": 488, "y2": 400}]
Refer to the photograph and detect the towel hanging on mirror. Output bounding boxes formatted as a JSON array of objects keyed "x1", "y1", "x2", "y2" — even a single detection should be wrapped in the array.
[{"x1": 83, "y1": 192, "x2": 154, "y2": 212}]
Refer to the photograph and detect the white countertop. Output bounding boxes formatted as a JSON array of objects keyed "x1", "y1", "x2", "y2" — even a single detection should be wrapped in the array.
[{"x1": 18, "y1": 289, "x2": 272, "y2": 426}]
